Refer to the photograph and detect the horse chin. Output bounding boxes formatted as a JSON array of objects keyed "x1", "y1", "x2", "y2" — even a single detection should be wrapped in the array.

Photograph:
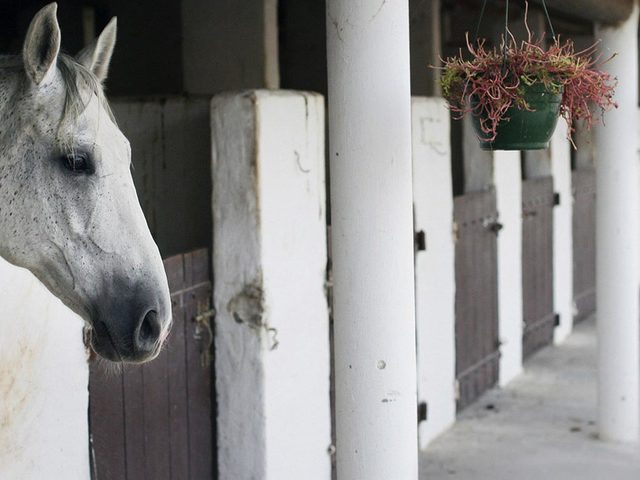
[{"x1": 88, "y1": 321, "x2": 122, "y2": 362}]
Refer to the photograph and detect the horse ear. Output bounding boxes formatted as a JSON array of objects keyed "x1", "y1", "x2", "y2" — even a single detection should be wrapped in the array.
[
  {"x1": 76, "y1": 17, "x2": 117, "y2": 83},
  {"x1": 23, "y1": 3, "x2": 61, "y2": 85}
]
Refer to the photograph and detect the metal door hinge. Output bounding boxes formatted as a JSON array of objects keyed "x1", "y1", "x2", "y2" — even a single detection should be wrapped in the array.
[
  {"x1": 553, "y1": 192, "x2": 561, "y2": 206},
  {"x1": 554, "y1": 313, "x2": 560, "y2": 327},
  {"x1": 194, "y1": 301, "x2": 215, "y2": 367},
  {"x1": 415, "y1": 230, "x2": 427, "y2": 252},
  {"x1": 418, "y1": 402, "x2": 428, "y2": 423}
]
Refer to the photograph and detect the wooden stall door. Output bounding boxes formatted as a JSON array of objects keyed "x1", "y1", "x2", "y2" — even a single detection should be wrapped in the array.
[
  {"x1": 454, "y1": 190, "x2": 500, "y2": 411},
  {"x1": 522, "y1": 177, "x2": 555, "y2": 360},
  {"x1": 572, "y1": 168, "x2": 596, "y2": 322},
  {"x1": 89, "y1": 249, "x2": 214, "y2": 480}
]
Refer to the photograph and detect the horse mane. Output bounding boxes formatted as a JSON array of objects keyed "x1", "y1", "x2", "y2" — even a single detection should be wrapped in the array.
[{"x1": 56, "y1": 53, "x2": 116, "y2": 128}]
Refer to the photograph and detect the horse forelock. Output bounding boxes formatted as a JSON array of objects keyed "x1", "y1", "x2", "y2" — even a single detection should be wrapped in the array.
[
  {"x1": 56, "y1": 54, "x2": 116, "y2": 131},
  {"x1": 0, "y1": 53, "x2": 116, "y2": 141}
]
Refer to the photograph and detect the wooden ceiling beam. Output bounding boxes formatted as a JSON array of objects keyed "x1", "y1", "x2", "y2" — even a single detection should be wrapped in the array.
[{"x1": 535, "y1": 0, "x2": 635, "y2": 25}]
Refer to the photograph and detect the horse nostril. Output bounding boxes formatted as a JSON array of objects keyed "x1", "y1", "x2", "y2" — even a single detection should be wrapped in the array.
[{"x1": 136, "y1": 310, "x2": 161, "y2": 353}]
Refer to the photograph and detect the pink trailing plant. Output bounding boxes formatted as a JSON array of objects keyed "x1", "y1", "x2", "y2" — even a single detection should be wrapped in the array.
[{"x1": 439, "y1": 5, "x2": 617, "y2": 146}]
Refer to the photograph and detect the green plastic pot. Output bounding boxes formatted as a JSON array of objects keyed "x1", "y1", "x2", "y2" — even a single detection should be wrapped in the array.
[{"x1": 471, "y1": 83, "x2": 563, "y2": 151}]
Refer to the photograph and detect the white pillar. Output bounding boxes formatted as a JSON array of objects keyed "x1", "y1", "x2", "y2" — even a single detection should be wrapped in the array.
[
  {"x1": 595, "y1": 4, "x2": 640, "y2": 443},
  {"x1": 412, "y1": 97, "x2": 456, "y2": 448},
  {"x1": 326, "y1": 1, "x2": 419, "y2": 479},
  {"x1": 211, "y1": 91, "x2": 332, "y2": 479},
  {"x1": 493, "y1": 151, "x2": 524, "y2": 386},
  {"x1": 550, "y1": 122, "x2": 574, "y2": 344}
]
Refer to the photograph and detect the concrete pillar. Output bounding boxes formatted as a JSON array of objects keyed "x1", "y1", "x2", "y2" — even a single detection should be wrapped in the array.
[
  {"x1": 550, "y1": 122, "x2": 574, "y2": 343},
  {"x1": 594, "y1": 4, "x2": 640, "y2": 443},
  {"x1": 412, "y1": 97, "x2": 456, "y2": 448},
  {"x1": 211, "y1": 91, "x2": 332, "y2": 479},
  {"x1": 326, "y1": 2, "x2": 418, "y2": 478},
  {"x1": 493, "y1": 151, "x2": 524, "y2": 386}
]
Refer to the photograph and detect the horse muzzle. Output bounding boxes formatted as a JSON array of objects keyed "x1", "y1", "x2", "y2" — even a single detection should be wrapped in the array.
[{"x1": 89, "y1": 300, "x2": 171, "y2": 363}]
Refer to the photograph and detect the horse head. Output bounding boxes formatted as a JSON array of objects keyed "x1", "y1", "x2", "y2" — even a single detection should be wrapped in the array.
[{"x1": 0, "y1": 3, "x2": 171, "y2": 363}]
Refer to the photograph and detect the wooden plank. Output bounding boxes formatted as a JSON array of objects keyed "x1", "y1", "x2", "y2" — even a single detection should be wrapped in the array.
[
  {"x1": 185, "y1": 280, "x2": 214, "y2": 479},
  {"x1": 122, "y1": 365, "x2": 145, "y2": 480},
  {"x1": 166, "y1": 298, "x2": 190, "y2": 480},
  {"x1": 535, "y1": 0, "x2": 633, "y2": 24},
  {"x1": 89, "y1": 249, "x2": 214, "y2": 479},
  {"x1": 142, "y1": 345, "x2": 172, "y2": 479},
  {"x1": 522, "y1": 177, "x2": 555, "y2": 359},
  {"x1": 89, "y1": 363, "x2": 126, "y2": 480},
  {"x1": 454, "y1": 189, "x2": 500, "y2": 410},
  {"x1": 164, "y1": 253, "x2": 186, "y2": 294},
  {"x1": 572, "y1": 169, "x2": 596, "y2": 321}
]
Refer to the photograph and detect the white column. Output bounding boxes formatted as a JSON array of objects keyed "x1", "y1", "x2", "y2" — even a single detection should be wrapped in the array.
[
  {"x1": 211, "y1": 91, "x2": 332, "y2": 479},
  {"x1": 595, "y1": 4, "x2": 640, "y2": 443},
  {"x1": 550, "y1": 122, "x2": 574, "y2": 343},
  {"x1": 326, "y1": 1, "x2": 419, "y2": 479},
  {"x1": 493, "y1": 151, "x2": 524, "y2": 386},
  {"x1": 412, "y1": 97, "x2": 456, "y2": 448}
]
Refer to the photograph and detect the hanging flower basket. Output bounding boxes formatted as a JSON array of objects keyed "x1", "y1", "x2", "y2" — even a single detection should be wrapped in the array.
[
  {"x1": 439, "y1": 1, "x2": 617, "y2": 150},
  {"x1": 471, "y1": 82, "x2": 562, "y2": 150}
]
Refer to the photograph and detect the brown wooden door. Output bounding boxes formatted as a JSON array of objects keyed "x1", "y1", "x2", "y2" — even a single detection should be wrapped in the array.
[
  {"x1": 454, "y1": 190, "x2": 500, "y2": 411},
  {"x1": 89, "y1": 249, "x2": 214, "y2": 480},
  {"x1": 572, "y1": 168, "x2": 596, "y2": 322},
  {"x1": 522, "y1": 177, "x2": 555, "y2": 360}
]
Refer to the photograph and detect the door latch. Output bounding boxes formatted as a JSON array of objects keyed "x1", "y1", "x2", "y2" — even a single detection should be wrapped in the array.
[{"x1": 194, "y1": 301, "x2": 215, "y2": 368}]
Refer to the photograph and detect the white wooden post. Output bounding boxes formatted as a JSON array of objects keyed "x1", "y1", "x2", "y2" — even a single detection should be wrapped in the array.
[
  {"x1": 493, "y1": 151, "x2": 524, "y2": 386},
  {"x1": 326, "y1": 1, "x2": 419, "y2": 479},
  {"x1": 0, "y1": 259, "x2": 89, "y2": 479},
  {"x1": 211, "y1": 91, "x2": 332, "y2": 479},
  {"x1": 594, "y1": 4, "x2": 640, "y2": 443},
  {"x1": 412, "y1": 97, "x2": 456, "y2": 448},
  {"x1": 550, "y1": 122, "x2": 574, "y2": 343}
]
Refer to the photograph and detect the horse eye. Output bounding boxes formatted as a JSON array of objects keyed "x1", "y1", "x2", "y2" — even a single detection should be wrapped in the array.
[{"x1": 62, "y1": 153, "x2": 93, "y2": 174}]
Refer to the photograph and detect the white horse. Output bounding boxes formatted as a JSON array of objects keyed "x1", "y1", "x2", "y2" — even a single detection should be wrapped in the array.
[
  {"x1": 0, "y1": 3, "x2": 171, "y2": 362},
  {"x1": 1, "y1": 4, "x2": 171, "y2": 478}
]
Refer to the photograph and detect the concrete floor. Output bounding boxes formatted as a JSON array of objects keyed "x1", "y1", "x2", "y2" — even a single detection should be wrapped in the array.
[{"x1": 420, "y1": 317, "x2": 640, "y2": 480}]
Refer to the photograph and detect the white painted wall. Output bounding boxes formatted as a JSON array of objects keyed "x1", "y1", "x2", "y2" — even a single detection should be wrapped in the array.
[
  {"x1": 550, "y1": 122, "x2": 574, "y2": 343},
  {"x1": 0, "y1": 258, "x2": 89, "y2": 480},
  {"x1": 493, "y1": 151, "x2": 524, "y2": 386},
  {"x1": 211, "y1": 90, "x2": 331, "y2": 480},
  {"x1": 412, "y1": 97, "x2": 456, "y2": 448}
]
